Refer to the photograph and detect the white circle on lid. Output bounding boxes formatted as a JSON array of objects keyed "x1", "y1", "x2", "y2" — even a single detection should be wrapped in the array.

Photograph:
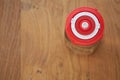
[
  {"x1": 81, "y1": 22, "x2": 89, "y2": 30},
  {"x1": 71, "y1": 12, "x2": 100, "y2": 40}
]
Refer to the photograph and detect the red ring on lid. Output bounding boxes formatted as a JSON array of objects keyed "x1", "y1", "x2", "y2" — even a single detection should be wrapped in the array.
[
  {"x1": 75, "y1": 16, "x2": 95, "y2": 35},
  {"x1": 65, "y1": 7, "x2": 104, "y2": 46}
]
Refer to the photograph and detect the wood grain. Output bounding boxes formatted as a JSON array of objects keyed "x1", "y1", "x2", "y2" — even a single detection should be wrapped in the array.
[
  {"x1": 0, "y1": 0, "x2": 20, "y2": 80},
  {"x1": 0, "y1": 0, "x2": 120, "y2": 80},
  {"x1": 21, "y1": 0, "x2": 120, "y2": 80}
]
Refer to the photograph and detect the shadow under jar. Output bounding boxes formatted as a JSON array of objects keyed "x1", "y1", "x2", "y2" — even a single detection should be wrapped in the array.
[{"x1": 65, "y1": 7, "x2": 104, "y2": 55}]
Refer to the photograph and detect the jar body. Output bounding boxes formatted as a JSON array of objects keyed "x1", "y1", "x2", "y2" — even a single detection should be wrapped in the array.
[{"x1": 65, "y1": 33, "x2": 100, "y2": 55}]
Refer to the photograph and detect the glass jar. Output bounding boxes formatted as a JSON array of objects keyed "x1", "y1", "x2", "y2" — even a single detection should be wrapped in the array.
[{"x1": 65, "y1": 7, "x2": 104, "y2": 55}]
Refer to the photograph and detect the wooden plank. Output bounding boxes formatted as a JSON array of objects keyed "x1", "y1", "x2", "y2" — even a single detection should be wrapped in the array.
[
  {"x1": 87, "y1": 0, "x2": 120, "y2": 80},
  {"x1": 0, "y1": 0, "x2": 20, "y2": 80},
  {"x1": 21, "y1": 0, "x2": 120, "y2": 80}
]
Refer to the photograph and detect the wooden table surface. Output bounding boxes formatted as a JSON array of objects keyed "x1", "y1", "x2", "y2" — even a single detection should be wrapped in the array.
[{"x1": 0, "y1": 0, "x2": 120, "y2": 80}]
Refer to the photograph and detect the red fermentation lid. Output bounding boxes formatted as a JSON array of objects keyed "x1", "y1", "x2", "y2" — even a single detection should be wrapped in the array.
[{"x1": 65, "y1": 7, "x2": 104, "y2": 46}]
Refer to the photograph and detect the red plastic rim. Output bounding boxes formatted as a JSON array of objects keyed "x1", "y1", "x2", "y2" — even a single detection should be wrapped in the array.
[{"x1": 65, "y1": 7, "x2": 104, "y2": 46}]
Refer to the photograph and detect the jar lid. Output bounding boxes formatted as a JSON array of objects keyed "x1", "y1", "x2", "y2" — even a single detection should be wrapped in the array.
[{"x1": 65, "y1": 7, "x2": 104, "y2": 46}]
